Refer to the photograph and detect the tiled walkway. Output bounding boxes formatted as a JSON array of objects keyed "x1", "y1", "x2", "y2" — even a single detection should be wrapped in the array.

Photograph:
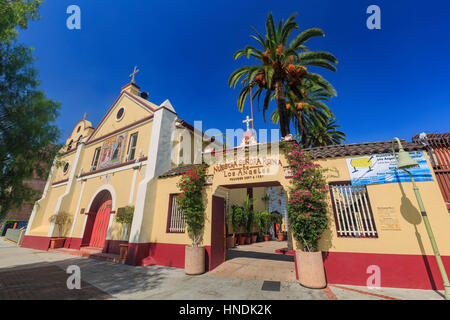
[
  {"x1": 207, "y1": 241, "x2": 296, "y2": 282},
  {"x1": 0, "y1": 238, "x2": 445, "y2": 300},
  {"x1": 0, "y1": 264, "x2": 111, "y2": 300}
]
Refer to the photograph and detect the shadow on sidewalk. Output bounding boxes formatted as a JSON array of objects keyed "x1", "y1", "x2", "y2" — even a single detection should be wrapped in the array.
[{"x1": 0, "y1": 257, "x2": 169, "y2": 300}]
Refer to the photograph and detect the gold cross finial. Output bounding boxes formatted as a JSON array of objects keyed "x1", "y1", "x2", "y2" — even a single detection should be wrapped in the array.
[
  {"x1": 243, "y1": 115, "x2": 253, "y2": 131},
  {"x1": 83, "y1": 112, "x2": 87, "y2": 120},
  {"x1": 129, "y1": 66, "x2": 140, "y2": 83}
]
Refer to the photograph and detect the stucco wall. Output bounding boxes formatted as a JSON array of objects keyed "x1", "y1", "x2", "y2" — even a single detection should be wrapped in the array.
[
  {"x1": 315, "y1": 154, "x2": 450, "y2": 256},
  {"x1": 149, "y1": 148, "x2": 450, "y2": 257}
]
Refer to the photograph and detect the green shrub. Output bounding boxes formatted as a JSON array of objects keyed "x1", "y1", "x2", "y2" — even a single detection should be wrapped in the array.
[
  {"x1": 243, "y1": 194, "x2": 254, "y2": 236},
  {"x1": 115, "y1": 206, "x2": 134, "y2": 225},
  {"x1": 256, "y1": 210, "x2": 272, "y2": 235},
  {"x1": 230, "y1": 204, "x2": 245, "y2": 234}
]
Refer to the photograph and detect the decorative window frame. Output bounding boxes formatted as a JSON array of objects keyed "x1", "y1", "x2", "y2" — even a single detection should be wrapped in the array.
[
  {"x1": 115, "y1": 106, "x2": 126, "y2": 122},
  {"x1": 90, "y1": 147, "x2": 101, "y2": 171},
  {"x1": 166, "y1": 193, "x2": 186, "y2": 234},
  {"x1": 126, "y1": 132, "x2": 139, "y2": 161},
  {"x1": 67, "y1": 139, "x2": 74, "y2": 151},
  {"x1": 329, "y1": 181, "x2": 378, "y2": 239},
  {"x1": 63, "y1": 162, "x2": 70, "y2": 175}
]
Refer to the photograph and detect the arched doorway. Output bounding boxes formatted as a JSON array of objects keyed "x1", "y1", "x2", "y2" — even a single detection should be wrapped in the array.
[
  {"x1": 82, "y1": 190, "x2": 112, "y2": 248},
  {"x1": 208, "y1": 182, "x2": 295, "y2": 282}
]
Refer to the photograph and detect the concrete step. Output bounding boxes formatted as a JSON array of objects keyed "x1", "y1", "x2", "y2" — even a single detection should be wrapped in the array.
[
  {"x1": 49, "y1": 248, "x2": 84, "y2": 256},
  {"x1": 79, "y1": 246, "x2": 103, "y2": 257},
  {"x1": 90, "y1": 252, "x2": 121, "y2": 264}
]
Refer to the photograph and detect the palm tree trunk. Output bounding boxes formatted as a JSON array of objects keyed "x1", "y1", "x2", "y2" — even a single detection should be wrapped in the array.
[
  {"x1": 274, "y1": 80, "x2": 290, "y2": 137},
  {"x1": 300, "y1": 113, "x2": 307, "y2": 148}
]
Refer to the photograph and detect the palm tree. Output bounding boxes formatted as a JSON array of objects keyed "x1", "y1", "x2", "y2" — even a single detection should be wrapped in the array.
[
  {"x1": 270, "y1": 82, "x2": 335, "y2": 143},
  {"x1": 302, "y1": 117, "x2": 347, "y2": 148},
  {"x1": 229, "y1": 12, "x2": 338, "y2": 138}
]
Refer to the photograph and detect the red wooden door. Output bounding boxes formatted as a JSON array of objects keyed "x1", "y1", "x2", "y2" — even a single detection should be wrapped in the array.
[
  {"x1": 210, "y1": 196, "x2": 225, "y2": 270},
  {"x1": 89, "y1": 199, "x2": 112, "y2": 248}
]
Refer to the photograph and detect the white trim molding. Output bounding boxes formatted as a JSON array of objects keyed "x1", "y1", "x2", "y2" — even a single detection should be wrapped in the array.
[{"x1": 128, "y1": 104, "x2": 177, "y2": 244}]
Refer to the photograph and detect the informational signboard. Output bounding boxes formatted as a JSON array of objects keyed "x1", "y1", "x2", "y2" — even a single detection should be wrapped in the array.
[
  {"x1": 211, "y1": 157, "x2": 284, "y2": 183},
  {"x1": 377, "y1": 207, "x2": 401, "y2": 231},
  {"x1": 346, "y1": 151, "x2": 433, "y2": 186},
  {"x1": 99, "y1": 133, "x2": 127, "y2": 169}
]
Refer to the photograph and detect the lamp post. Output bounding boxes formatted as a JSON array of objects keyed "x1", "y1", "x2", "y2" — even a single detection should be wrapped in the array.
[{"x1": 392, "y1": 137, "x2": 450, "y2": 300}]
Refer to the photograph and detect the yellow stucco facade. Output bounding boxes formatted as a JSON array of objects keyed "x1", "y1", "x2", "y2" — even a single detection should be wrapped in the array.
[{"x1": 22, "y1": 80, "x2": 450, "y2": 290}]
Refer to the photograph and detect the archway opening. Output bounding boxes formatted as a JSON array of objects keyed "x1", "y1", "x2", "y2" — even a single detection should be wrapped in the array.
[{"x1": 209, "y1": 181, "x2": 295, "y2": 283}]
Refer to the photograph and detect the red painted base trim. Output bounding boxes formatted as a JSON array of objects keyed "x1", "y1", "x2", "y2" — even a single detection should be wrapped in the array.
[
  {"x1": 125, "y1": 242, "x2": 214, "y2": 271},
  {"x1": 104, "y1": 240, "x2": 128, "y2": 255},
  {"x1": 64, "y1": 237, "x2": 82, "y2": 250},
  {"x1": 323, "y1": 251, "x2": 450, "y2": 290},
  {"x1": 21, "y1": 235, "x2": 50, "y2": 251},
  {"x1": 125, "y1": 242, "x2": 151, "y2": 266}
]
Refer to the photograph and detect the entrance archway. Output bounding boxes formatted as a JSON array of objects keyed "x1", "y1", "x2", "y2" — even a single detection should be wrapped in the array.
[
  {"x1": 208, "y1": 182, "x2": 295, "y2": 282},
  {"x1": 82, "y1": 190, "x2": 112, "y2": 248}
]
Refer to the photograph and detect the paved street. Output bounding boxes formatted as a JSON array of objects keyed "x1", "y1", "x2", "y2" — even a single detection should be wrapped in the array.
[{"x1": 0, "y1": 238, "x2": 445, "y2": 300}]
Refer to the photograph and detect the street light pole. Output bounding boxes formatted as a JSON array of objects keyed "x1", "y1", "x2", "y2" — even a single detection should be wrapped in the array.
[{"x1": 392, "y1": 138, "x2": 450, "y2": 300}]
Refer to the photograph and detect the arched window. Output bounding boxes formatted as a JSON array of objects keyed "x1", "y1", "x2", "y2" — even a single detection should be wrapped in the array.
[
  {"x1": 77, "y1": 135, "x2": 83, "y2": 143},
  {"x1": 116, "y1": 107, "x2": 125, "y2": 121},
  {"x1": 63, "y1": 163, "x2": 70, "y2": 174},
  {"x1": 67, "y1": 140, "x2": 73, "y2": 151}
]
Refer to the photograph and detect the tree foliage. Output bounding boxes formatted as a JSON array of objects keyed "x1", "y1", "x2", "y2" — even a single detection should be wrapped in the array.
[
  {"x1": 0, "y1": 0, "x2": 61, "y2": 220},
  {"x1": 229, "y1": 12, "x2": 338, "y2": 138},
  {"x1": 0, "y1": 0, "x2": 42, "y2": 44},
  {"x1": 302, "y1": 117, "x2": 346, "y2": 148}
]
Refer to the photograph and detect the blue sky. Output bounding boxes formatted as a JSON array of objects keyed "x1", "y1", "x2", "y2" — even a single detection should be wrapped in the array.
[{"x1": 18, "y1": 0, "x2": 450, "y2": 145}]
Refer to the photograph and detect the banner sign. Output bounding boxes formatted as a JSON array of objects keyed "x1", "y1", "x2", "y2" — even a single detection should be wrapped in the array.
[
  {"x1": 99, "y1": 133, "x2": 127, "y2": 169},
  {"x1": 346, "y1": 151, "x2": 433, "y2": 186}
]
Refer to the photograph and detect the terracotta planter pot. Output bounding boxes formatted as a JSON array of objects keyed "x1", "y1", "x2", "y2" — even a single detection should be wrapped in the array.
[
  {"x1": 49, "y1": 237, "x2": 65, "y2": 249},
  {"x1": 185, "y1": 246, "x2": 205, "y2": 275},
  {"x1": 119, "y1": 244, "x2": 128, "y2": 264},
  {"x1": 277, "y1": 233, "x2": 285, "y2": 241},
  {"x1": 245, "y1": 236, "x2": 251, "y2": 244},
  {"x1": 264, "y1": 234, "x2": 270, "y2": 241},
  {"x1": 251, "y1": 234, "x2": 257, "y2": 243},
  {"x1": 238, "y1": 236, "x2": 246, "y2": 245},
  {"x1": 295, "y1": 250, "x2": 326, "y2": 289},
  {"x1": 226, "y1": 236, "x2": 235, "y2": 249}
]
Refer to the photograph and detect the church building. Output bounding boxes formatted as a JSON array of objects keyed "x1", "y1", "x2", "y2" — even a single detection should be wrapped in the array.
[{"x1": 22, "y1": 71, "x2": 450, "y2": 291}]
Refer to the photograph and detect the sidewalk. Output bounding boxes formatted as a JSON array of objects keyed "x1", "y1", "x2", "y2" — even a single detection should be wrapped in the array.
[
  {"x1": 0, "y1": 237, "x2": 16, "y2": 248},
  {"x1": 0, "y1": 242, "x2": 445, "y2": 300}
]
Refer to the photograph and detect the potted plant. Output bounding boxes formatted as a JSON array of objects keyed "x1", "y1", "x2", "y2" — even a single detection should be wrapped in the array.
[
  {"x1": 226, "y1": 233, "x2": 235, "y2": 249},
  {"x1": 177, "y1": 164, "x2": 209, "y2": 275},
  {"x1": 256, "y1": 210, "x2": 272, "y2": 241},
  {"x1": 48, "y1": 211, "x2": 73, "y2": 249},
  {"x1": 283, "y1": 141, "x2": 329, "y2": 289},
  {"x1": 231, "y1": 204, "x2": 246, "y2": 245},
  {"x1": 115, "y1": 205, "x2": 134, "y2": 263},
  {"x1": 243, "y1": 194, "x2": 254, "y2": 244},
  {"x1": 272, "y1": 210, "x2": 285, "y2": 240}
]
